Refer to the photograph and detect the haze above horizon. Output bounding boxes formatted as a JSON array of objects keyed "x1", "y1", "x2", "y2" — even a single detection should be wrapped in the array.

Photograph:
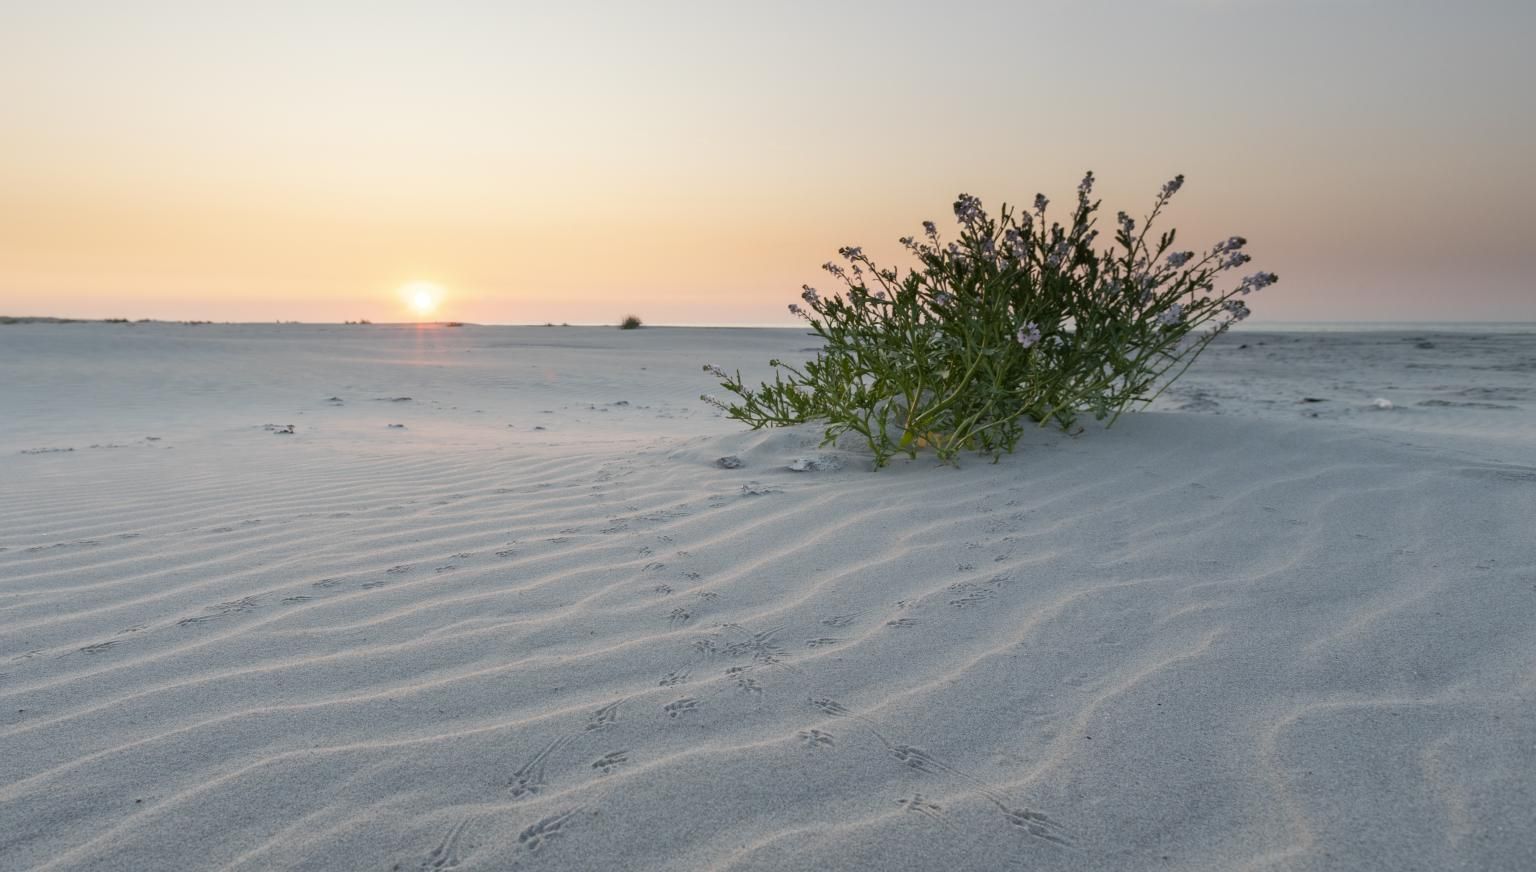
[{"x1": 3, "y1": 1, "x2": 1533, "y2": 324}]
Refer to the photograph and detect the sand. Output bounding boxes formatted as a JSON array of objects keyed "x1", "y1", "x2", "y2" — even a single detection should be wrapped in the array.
[{"x1": 1, "y1": 323, "x2": 1533, "y2": 871}]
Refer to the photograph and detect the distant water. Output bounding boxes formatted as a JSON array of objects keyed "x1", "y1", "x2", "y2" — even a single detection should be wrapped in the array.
[
  {"x1": 608, "y1": 321, "x2": 1536, "y2": 333},
  {"x1": 1243, "y1": 321, "x2": 1536, "y2": 333}
]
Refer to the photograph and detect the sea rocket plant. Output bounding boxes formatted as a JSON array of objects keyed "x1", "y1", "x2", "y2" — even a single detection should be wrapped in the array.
[{"x1": 704, "y1": 173, "x2": 1278, "y2": 468}]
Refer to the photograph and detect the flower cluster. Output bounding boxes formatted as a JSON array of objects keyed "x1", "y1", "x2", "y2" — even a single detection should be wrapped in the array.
[{"x1": 705, "y1": 173, "x2": 1277, "y2": 467}]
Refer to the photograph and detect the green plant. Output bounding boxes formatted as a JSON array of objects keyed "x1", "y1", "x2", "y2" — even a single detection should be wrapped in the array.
[
  {"x1": 620, "y1": 315, "x2": 643, "y2": 330},
  {"x1": 703, "y1": 172, "x2": 1275, "y2": 468}
]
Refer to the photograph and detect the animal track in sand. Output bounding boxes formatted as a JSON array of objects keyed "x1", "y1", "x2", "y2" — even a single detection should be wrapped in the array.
[
  {"x1": 886, "y1": 618, "x2": 919, "y2": 629},
  {"x1": 896, "y1": 794, "x2": 958, "y2": 833},
  {"x1": 798, "y1": 729, "x2": 835, "y2": 749},
  {"x1": 312, "y1": 578, "x2": 344, "y2": 588},
  {"x1": 658, "y1": 671, "x2": 690, "y2": 687},
  {"x1": 507, "y1": 736, "x2": 572, "y2": 800},
  {"x1": 720, "y1": 625, "x2": 789, "y2": 664},
  {"x1": 518, "y1": 808, "x2": 580, "y2": 852},
  {"x1": 385, "y1": 564, "x2": 414, "y2": 575},
  {"x1": 591, "y1": 751, "x2": 629, "y2": 775},
  {"x1": 735, "y1": 676, "x2": 763, "y2": 696},
  {"x1": 889, "y1": 744, "x2": 946, "y2": 775},
  {"x1": 420, "y1": 817, "x2": 472, "y2": 870},
  {"x1": 997, "y1": 805, "x2": 1072, "y2": 846},
  {"x1": 820, "y1": 613, "x2": 860, "y2": 628},
  {"x1": 663, "y1": 697, "x2": 700, "y2": 718},
  {"x1": 808, "y1": 697, "x2": 853, "y2": 718},
  {"x1": 216, "y1": 596, "x2": 260, "y2": 613},
  {"x1": 805, "y1": 638, "x2": 843, "y2": 648},
  {"x1": 361, "y1": 580, "x2": 387, "y2": 590},
  {"x1": 947, "y1": 586, "x2": 996, "y2": 609},
  {"x1": 79, "y1": 641, "x2": 119, "y2": 655},
  {"x1": 668, "y1": 607, "x2": 691, "y2": 625},
  {"x1": 584, "y1": 699, "x2": 625, "y2": 732},
  {"x1": 653, "y1": 584, "x2": 674, "y2": 595}
]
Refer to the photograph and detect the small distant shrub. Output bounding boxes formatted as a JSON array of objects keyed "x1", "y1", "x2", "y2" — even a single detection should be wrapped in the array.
[
  {"x1": 620, "y1": 315, "x2": 643, "y2": 330},
  {"x1": 703, "y1": 172, "x2": 1277, "y2": 468},
  {"x1": 103, "y1": 318, "x2": 129, "y2": 323}
]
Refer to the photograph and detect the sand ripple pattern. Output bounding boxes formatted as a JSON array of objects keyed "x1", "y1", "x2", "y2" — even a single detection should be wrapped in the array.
[{"x1": 2, "y1": 327, "x2": 1534, "y2": 871}]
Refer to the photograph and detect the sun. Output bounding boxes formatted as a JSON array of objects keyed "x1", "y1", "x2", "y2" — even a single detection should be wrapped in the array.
[{"x1": 400, "y1": 281, "x2": 444, "y2": 318}]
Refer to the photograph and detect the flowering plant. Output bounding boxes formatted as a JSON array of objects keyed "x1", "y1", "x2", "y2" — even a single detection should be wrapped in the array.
[{"x1": 704, "y1": 173, "x2": 1277, "y2": 468}]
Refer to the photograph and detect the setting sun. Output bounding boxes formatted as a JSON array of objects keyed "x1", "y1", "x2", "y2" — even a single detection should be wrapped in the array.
[{"x1": 400, "y1": 281, "x2": 443, "y2": 318}]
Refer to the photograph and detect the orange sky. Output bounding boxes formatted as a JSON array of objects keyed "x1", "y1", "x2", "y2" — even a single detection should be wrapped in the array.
[{"x1": 3, "y1": 2, "x2": 1533, "y2": 324}]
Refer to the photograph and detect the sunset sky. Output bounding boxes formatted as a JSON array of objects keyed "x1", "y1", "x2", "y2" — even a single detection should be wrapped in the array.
[{"x1": 3, "y1": 1, "x2": 1532, "y2": 325}]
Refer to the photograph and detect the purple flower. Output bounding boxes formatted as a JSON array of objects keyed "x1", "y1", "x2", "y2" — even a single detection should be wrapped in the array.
[
  {"x1": 1034, "y1": 193, "x2": 1049, "y2": 213},
  {"x1": 1078, "y1": 171, "x2": 1095, "y2": 198},
  {"x1": 1240, "y1": 271, "x2": 1278, "y2": 293},
  {"x1": 1016, "y1": 323, "x2": 1041, "y2": 348},
  {"x1": 787, "y1": 303, "x2": 808, "y2": 318},
  {"x1": 1166, "y1": 251, "x2": 1194, "y2": 269},
  {"x1": 1157, "y1": 303, "x2": 1184, "y2": 327},
  {"x1": 822, "y1": 261, "x2": 845, "y2": 279},
  {"x1": 1004, "y1": 227, "x2": 1027, "y2": 258},
  {"x1": 1219, "y1": 251, "x2": 1252, "y2": 270},
  {"x1": 840, "y1": 245, "x2": 863, "y2": 261},
  {"x1": 1159, "y1": 174, "x2": 1185, "y2": 200},
  {"x1": 801, "y1": 285, "x2": 819, "y2": 304},
  {"x1": 923, "y1": 220, "x2": 938, "y2": 240},
  {"x1": 953, "y1": 193, "x2": 984, "y2": 226},
  {"x1": 702, "y1": 363, "x2": 728, "y2": 379}
]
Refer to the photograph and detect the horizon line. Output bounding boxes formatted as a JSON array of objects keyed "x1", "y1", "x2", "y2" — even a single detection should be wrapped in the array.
[{"x1": 6, "y1": 316, "x2": 1536, "y2": 331}]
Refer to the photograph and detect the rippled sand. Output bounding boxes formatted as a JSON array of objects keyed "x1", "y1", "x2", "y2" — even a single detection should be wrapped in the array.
[{"x1": 2, "y1": 323, "x2": 1532, "y2": 871}]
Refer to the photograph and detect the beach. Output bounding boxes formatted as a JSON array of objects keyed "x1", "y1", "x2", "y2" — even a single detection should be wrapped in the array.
[{"x1": 2, "y1": 322, "x2": 1533, "y2": 871}]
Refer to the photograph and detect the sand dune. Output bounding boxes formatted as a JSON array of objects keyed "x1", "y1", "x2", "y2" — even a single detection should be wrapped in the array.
[{"x1": 2, "y1": 323, "x2": 1533, "y2": 871}]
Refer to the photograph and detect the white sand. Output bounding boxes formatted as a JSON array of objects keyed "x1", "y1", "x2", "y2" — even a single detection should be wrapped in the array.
[{"x1": 1, "y1": 323, "x2": 1533, "y2": 871}]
